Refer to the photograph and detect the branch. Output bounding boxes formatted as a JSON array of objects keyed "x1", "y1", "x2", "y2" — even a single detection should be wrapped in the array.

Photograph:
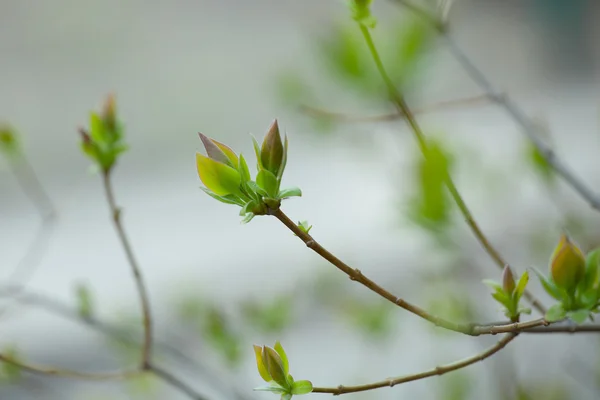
[
  {"x1": 392, "y1": 0, "x2": 600, "y2": 212},
  {"x1": 0, "y1": 285, "x2": 243, "y2": 400},
  {"x1": 0, "y1": 354, "x2": 138, "y2": 380},
  {"x1": 299, "y1": 94, "x2": 493, "y2": 123},
  {"x1": 312, "y1": 333, "x2": 517, "y2": 395},
  {"x1": 101, "y1": 171, "x2": 153, "y2": 369},
  {"x1": 357, "y1": 24, "x2": 547, "y2": 315}
]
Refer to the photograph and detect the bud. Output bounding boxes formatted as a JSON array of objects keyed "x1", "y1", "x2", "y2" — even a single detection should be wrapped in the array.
[
  {"x1": 262, "y1": 346, "x2": 287, "y2": 387},
  {"x1": 550, "y1": 234, "x2": 585, "y2": 291},
  {"x1": 198, "y1": 133, "x2": 238, "y2": 168},
  {"x1": 502, "y1": 265, "x2": 516, "y2": 294},
  {"x1": 196, "y1": 153, "x2": 242, "y2": 197},
  {"x1": 260, "y1": 120, "x2": 284, "y2": 177},
  {"x1": 102, "y1": 93, "x2": 117, "y2": 133}
]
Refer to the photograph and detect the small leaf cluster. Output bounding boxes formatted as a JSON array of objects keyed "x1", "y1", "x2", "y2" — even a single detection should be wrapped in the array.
[
  {"x1": 79, "y1": 94, "x2": 128, "y2": 173},
  {"x1": 347, "y1": 0, "x2": 376, "y2": 28},
  {"x1": 536, "y1": 235, "x2": 600, "y2": 324},
  {"x1": 484, "y1": 266, "x2": 530, "y2": 319},
  {"x1": 195, "y1": 120, "x2": 301, "y2": 223},
  {"x1": 254, "y1": 342, "x2": 312, "y2": 400}
]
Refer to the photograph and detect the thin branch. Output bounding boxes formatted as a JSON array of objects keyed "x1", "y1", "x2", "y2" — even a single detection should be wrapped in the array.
[
  {"x1": 299, "y1": 94, "x2": 493, "y2": 123},
  {"x1": 101, "y1": 171, "x2": 153, "y2": 369},
  {"x1": 312, "y1": 333, "x2": 517, "y2": 395},
  {"x1": 357, "y1": 24, "x2": 547, "y2": 315},
  {"x1": 270, "y1": 208, "x2": 503, "y2": 335},
  {"x1": 392, "y1": 0, "x2": 600, "y2": 212},
  {"x1": 0, "y1": 285, "x2": 247, "y2": 400},
  {"x1": 0, "y1": 155, "x2": 58, "y2": 317},
  {"x1": 522, "y1": 323, "x2": 600, "y2": 334},
  {"x1": 0, "y1": 354, "x2": 138, "y2": 380}
]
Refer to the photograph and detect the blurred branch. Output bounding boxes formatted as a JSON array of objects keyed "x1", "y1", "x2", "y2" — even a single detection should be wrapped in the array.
[
  {"x1": 299, "y1": 94, "x2": 493, "y2": 123},
  {"x1": 392, "y1": 0, "x2": 600, "y2": 212},
  {"x1": 101, "y1": 170, "x2": 153, "y2": 369},
  {"x1": 0, "y1": 153, "x2": 58, "y2": 317},
  {"x1": 357, "y1": 24, "x2": 547, "y2": 315},
  {"x1": 0, "y1": 285, "x2": 251, "y2": 400},
  {"x1": 312, "y1": 333, "x2": 517, "y2": 394}
]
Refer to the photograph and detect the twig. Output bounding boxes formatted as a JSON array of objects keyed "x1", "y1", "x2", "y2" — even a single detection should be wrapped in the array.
[
  {"x1": 0, "y1": 354, "x2": 138, "y2": 380},
  {"x1": 357, "y1": 24, "x2": 547, "y2": 315},
  {"x1": 0, "y1": 285, "x2": 248, "y2": 400},
  {"x1": 0, "y1": 155, "x2": 58, "y2": 317},
  {"x1": 312, "y1": 333, "x2": 517, "y2": 394},
  {"x1": 392, "y1": 0, "x2": 600, "y2": 212},
  {"x1": 299, "y1": 94, "x2": 493, "y2": 123},
  {"x1": 101, "y1": 171, "x2": 153, "y2": 369}
]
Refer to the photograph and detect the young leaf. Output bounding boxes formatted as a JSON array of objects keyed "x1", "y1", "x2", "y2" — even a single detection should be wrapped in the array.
[
  {"x1": 241, "y1": 212, "x2": 255, "y2": 224},
  {"x1": 274, "y1": 342, "x2": 289, "y2": 376},
  {"x1": 238, "y1": 154, "x2": 251, "y2": 183},
  {"x1": 199, "y1": 187, "x2": 245, "y2": 206},
  {"x1": 251, "y1": 135, "x2": 263, "y2": 170},
  {"x1": 533, "y1": 268, "x2": 564, "y2": 301},
  {"x1": 253, "y1": 345, "x2": 272, "y2": 382},
  {"x1": 567, "y1": 309, "x2": 590, "y2": 325},
  {"x1": 257, "y1": 169, "x2": 279, "y2": 198},
  {"x1": 514, "y1": 271, "x2": 529, "y2": 302},
  {"x1": 279, "y1": 187, "x2": 302, "y2": 199},
  {"x1": 196, "y1": 153, "x2": 242, "y2": 196},
  {"x1": 292, "y1": 380, "x2": 313, "y2": 395},
  {"x1": 545, "y1": 304, "x2": 566, "y2": 322}
]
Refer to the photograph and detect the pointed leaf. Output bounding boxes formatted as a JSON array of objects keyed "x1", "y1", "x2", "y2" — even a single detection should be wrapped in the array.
[
  {"x1": 89, "y1": 113, "x2": 106, "y2": 143},
  {"x1": 199, "y1": 187, "x2": 245, "y2": 206},
  {"x1": 211, "y1": 138, "x2": 239, "y2": 168},
  {"x1": 482, "y1": 279, "x2": 502, "y2": 292},
  {"x1": 514, "y1": 271, "x2": 529, "y2": 302},
  {"x1": 253, "y1": 385, "x2": 285, "y2": 393},
  {"x1": 291, "y1": 380, "x2": 313, "y2": 395},
  {"x1": 545, "y1": 303, "x2": 567, "y2": 322},
  {"x1": 533, "y1": 268, "x2": 564, "y2": 301},
  {"x1": 198, "y1": 133, "x2": 232, "y2": 166},
  {"x1": 196, "y1": 153, "x2": 242, "y2": 196},
  {"x1": 262, "y1": 347, "x2": 288, "y2": 388},
  {"x1": 251, "y1": 135, "x2": 263, "y2": 170},
  {"x1": 261, "y1": 120, "x2": 284, "y2": 176},
  {"x1": 257, "y1": 169, "x2": 279, "y2": 198},
  {"x1": 253, "y1": 345, "x2": 272, "y2": 382},
  {"x1": 238, "y1": 154, "x2": 251, "y2": 183},
  {"x1": 241, "y1": 212, "x2": 255, "y2": 224},
  {"x1": 277, "y1": 135, "x2": 289, "y2": 182},
  {"x1": 247, "y1": 181, "x2": 269, "y2": 198},
  {"x1": 281, "y1": 394, "x2": 293, "y2": 400},
  {"x1": 274, "y1": 341, "x2": 289, "y2": 376},
  {"x1": 584, "y1": 248, "x2": 600, "y2": 289},
  {"x1": 279, "y1": 187, "x2": 302, "y2": 199}
]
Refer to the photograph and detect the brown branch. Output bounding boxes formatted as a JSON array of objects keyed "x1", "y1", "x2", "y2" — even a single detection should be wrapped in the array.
[
  {"x1": 312, "y1": 333, "x2": 517, "y2": 395},
  {"x1": 392, "y1": 0, "x2": 600, "y2": 212},
  {"x1": 0, "y1": 354, "x2": 138, "y2": 380},
  {"x1": 357, "y1": 24, "x2": 547, "y2": 315},
  {"x1": 0, "y1": 285, "x2": 246, "y2": 400},
  {"x1": 299, "y1": 94, "x2": 493, "y2": 123},
  {"x1": 102, "y1": 171, "x2": 153, "y2": 369}
]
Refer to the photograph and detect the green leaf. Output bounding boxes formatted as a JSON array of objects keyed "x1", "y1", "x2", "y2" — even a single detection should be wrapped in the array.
[
  {"x1": 389, "y1": 16, "x2": 433, "y2": 87},
  {"x1": 253, "y1": 345, "x2": 272, "y2": 382},
  {"x1": 257, "y1": 169, "x2": 279, "y2": 198},
  {"x1": 347, "y1": 0, "x2": 376, "y2": 28},
  {"x1": 89, "y1": 112, "x2": 107, "y2": 143},
  {"x1": 545, "y1": 304, "x2": 567, "y2": 322},
  {"x1": 238, "y1": 154, "x2": 251, "y2": 183},
  {"x1": 75, "y1": 283, "x2": 93, "y2": 319},
  {"x1": 292, "y1": 380, "x2": 313, "y2": 395},
  {"x1": 199, "y1": 187, "x2": 245, "y2": 206},
  {"x1": 247, "y1": 181, "x2": 269, "y2": 198},
  {"x1": 527, "y1": 142, "x2": 554, "y2": 184},
  {"x1": 261, "y1": 120, "x2": 284, "y2": 177},
  {"x1": 482, "y1": 279, "x2": 502, "y2": 292},
  {"x1": 274, "y1": 342, "x2": 289, "y2": 376},
  {"x1": 514, "y1": 270, "x2": 529, "y2": 303},
  {"x1": 297, "y1": 221, "x2": 312, "y2": 234},
  {"x1": 251, "y1": 135, "x2": 263, "y2": 170},
  {"x1": 196, "y1": 153, "x2": 242, "y2": 196},
  {"x1": 583, "y1": 248, "x2": 600, "y2": 289},
  {"x1": 279, "y1": 187, "x2": 302, "y2": 199},
  {"x1": 277, "y1": 135, "x2": 289, "y2": 182},
  {"x1": 533, "y1": 268, "x2": 564, "y2": 301},
  {"x1": 253, "y1": 385, "x2": 285, "y2": 393},
  {"x1": 567, "y1": 309, "x2": 589, "y2": 324},
  {"x1": 491, "y1": 291, "x2": 511, "y2": 309},
  {"x1": 281, "y1": 393, "x2": 293, "y2": 400},
  {"x1": 241, "y1": 212, "x2": 255, "y2": 224}
]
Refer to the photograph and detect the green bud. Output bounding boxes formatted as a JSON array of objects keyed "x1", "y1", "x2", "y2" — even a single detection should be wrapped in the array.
[
  {"x1": 198, "y1": 133, "x2": 239, "y2": 168},
  {"x1": 550, "y1": 234, "x2": 585, "y2": 291},
  {"x1": 261, "y1": 120, "x2": 284, "y2": 177},
  {"x1": 102, "y1": 93, "x2": 117, "y2": 133},
  {"x1": 261, "y1": 346, "x2": 288, "y2": 388},
  {"x1": 502, "y1": 265, "x2": 516, "y2": 294},
  {"x1": 195, "y1": 153, "x2": 242, "y2": 197}
]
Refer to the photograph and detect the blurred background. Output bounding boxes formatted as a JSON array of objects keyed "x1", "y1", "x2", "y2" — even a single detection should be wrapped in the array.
[{"x1": 1, "y1": 0, "x2": 600, "y2": 399}]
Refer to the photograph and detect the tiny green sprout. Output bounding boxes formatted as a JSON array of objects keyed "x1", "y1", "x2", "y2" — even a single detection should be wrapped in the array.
[
  {"x1": 297, "y1": 221, "x2": 312, "y2": 234},
  {"x1": 534, "y1": 235, "x2": 599, "y2": 324},
  {"x1": 347, "y1": 0, "x2": 376, "y2": 28},
  {"x1": 78, "y1": 94, "x2": 128, "y2": 173},
  {"x1": 253, "y1": 342, "x2": 313, "y2": 399},
  {"x1": 195, "y1": 120, "x2": 302, "y2": 223},
  {"x1": 0, "y1": 124, "x2": 20, "y2": 158},
  {"x1": 483, "y1": 265, "x2": 530, "y2": 319}
]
